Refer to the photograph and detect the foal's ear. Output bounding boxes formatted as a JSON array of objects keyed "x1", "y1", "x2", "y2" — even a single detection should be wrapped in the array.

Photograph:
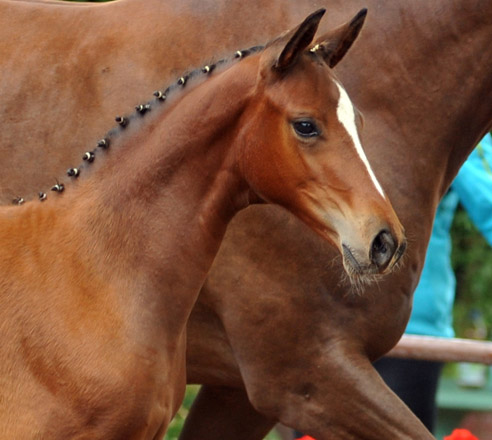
[
  {"x1": 311, "y1": 8, "x2": 367, "y2": 68},
  {"x1": 274, "y1": 9, "x2": 326, "y2": 72}
]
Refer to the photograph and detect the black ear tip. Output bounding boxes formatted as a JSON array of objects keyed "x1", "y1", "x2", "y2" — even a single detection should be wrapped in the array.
[
  {"x1": 300, "y1": 8, "x2": 326, "y2": 34},
  {"x1": 353, "y1": 8, "x2": 368, "y2": 24},
  {"x1": 273, "y1": 7, "x2": 327, "y2": 72},
  {"x1": 311, "y1": 8, "x2": 326, "y2": 22}
]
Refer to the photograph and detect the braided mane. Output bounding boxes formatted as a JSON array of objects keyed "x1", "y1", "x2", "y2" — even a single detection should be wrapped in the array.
[{"x1": 13, "y1": 45, "x2": 264, "y2": 205}]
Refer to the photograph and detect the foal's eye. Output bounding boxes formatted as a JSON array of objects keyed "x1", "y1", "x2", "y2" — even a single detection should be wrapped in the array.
[{"x1": 292, "y1": 119, "x2": 320, "y2": 138}]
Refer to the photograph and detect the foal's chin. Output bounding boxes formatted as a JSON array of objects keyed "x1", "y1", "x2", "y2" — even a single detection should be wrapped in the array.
[
  {"x1": 340, "y1": 250, "x2": 404, "y2": 295},
  {"x1": 341, "y1": 260, "x2": 382, "y2": 294}
]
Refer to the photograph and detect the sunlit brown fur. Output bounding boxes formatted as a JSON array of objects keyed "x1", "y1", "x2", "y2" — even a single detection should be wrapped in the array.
[
  {"x1": 0, "y1": 10, "x2": 407, "y2": 439},
  {"x1": 0, "y1": 0, "x2": 490, "y2": 439}
]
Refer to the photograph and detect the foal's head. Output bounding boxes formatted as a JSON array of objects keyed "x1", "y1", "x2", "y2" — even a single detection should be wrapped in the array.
[{"x1": 237, "y1": 9, "x2": 406, "y2": 280}]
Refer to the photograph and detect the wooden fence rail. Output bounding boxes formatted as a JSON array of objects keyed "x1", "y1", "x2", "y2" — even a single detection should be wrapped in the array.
[{"x1": 389, "y1": 335, "x2": 492, "y2": 365}]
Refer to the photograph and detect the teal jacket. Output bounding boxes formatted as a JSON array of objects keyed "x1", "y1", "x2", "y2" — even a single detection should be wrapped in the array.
[{"x1": 406, "y1": 133, "x2": 492, "y2": 337}]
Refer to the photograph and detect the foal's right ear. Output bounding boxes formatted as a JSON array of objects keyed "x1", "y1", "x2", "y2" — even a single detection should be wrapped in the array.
[{"x1": 273, "y1": 9, "x2": 326, "y2": 72}]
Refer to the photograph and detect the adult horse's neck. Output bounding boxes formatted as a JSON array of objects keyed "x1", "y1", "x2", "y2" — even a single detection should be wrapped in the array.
[
  {"x1": 341, "y1": 0, "x2": 492, "y2": 201},
  {"x1": 328, "y1": 0, "x2": 492, "y2": 273}
]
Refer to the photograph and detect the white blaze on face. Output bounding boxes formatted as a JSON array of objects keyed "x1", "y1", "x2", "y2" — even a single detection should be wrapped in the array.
[{"x1": 334, "y1": 81, "x2": 386, "y2": 199}]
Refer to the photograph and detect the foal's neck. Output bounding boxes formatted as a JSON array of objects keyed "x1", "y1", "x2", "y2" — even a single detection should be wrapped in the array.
[
  {"x1": 2, "y1": 59, "x2": 257, "y2": 328},
  {"x1": 79, "y1": 61, "x2": 256, "y2": 272}
]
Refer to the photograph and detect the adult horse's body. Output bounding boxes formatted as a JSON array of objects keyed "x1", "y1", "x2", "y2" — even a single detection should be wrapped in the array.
[
  {"x1": 0, "y1": 11, "x2": 406, "y2": 438},
  {"x1": 0, "y1": 0, "x2": 491, "y2": 439}
]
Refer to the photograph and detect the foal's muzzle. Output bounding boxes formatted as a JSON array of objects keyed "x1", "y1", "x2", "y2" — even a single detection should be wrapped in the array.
[{"x1": 342, "y1": 229, "x2": 406, "y2": 276}]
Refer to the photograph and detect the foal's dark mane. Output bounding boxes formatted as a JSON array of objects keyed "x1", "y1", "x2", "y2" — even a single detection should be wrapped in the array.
[{"x1": 13, "y1": 44, "x2": 264, "y2": 206}]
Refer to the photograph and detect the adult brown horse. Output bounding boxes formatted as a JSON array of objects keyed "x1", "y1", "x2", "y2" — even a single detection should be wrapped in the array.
[
  {"x1": 0, "y1": 10, "x2": 406, "y2": 439},
  {"x1": 0, "y1": 0, "x2": 491, "y2": 439}
]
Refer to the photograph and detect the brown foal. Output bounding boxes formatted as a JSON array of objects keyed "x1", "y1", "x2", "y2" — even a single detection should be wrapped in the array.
[{"x1": 0, "y1": 11, "x2": 404, "y2": 439}]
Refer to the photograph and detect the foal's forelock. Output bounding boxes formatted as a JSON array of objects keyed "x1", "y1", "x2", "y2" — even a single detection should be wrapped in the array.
[{"x1": 334, "y1": 81, "x2": 385, "y2": 199}]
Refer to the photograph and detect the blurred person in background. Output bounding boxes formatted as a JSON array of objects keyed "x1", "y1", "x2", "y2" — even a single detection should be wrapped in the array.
[{"x1": 374, "y1": 132, "x2": 492, "y2": 434}]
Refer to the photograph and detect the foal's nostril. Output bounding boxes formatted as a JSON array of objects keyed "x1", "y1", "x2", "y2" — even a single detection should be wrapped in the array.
[{"x1": 370, "y1": 230, "x2": 396, "y2": 270}]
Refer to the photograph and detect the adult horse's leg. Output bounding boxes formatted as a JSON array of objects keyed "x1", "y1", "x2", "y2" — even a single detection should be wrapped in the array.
[
  {"x1": 183, "y1": 206, "x2": 433, "y2": 440},
  {"x1": 181, "y1": 1, "x2": 492, "y2": 438},
  {"x1": 180, "y1": 386, "x2": 275, "y2": 440},
  {"x1": 183, "y1": 369, "x2": 429, "y2": 440}
]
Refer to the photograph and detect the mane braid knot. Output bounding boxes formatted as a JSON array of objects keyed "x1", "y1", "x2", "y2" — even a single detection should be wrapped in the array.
[
  {"x1": 83, "y1": 152, "x2": 95, "y2": 163},
  {"x1": 97, "y1": 138, "x2": 110, "y2": 149},
  {"x1": 67, "y1": 168, "x2": 80, "y2": 178},
  {"x1": 136, "y1": 104, "x2": 151, "y2": 115},
  {"x1": 51, "y1": 183, "x2": 65, "y2": 193},
  {"x1": 115, "y1": 116, "x2": 128, "y2": 127}
]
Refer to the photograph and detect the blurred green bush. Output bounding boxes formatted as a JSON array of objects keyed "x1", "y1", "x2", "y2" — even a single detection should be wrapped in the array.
[{"x1": 452, "y1": 206, "x2": 492, "y2": 339}]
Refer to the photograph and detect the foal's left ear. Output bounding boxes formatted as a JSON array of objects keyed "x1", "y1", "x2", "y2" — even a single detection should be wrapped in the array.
[
  {"x1": 311, "y1": 9, "x2": 367, "y2": 68},
  {"x1": 274, "y1": 9, "x2": 326, "y2": 72}
]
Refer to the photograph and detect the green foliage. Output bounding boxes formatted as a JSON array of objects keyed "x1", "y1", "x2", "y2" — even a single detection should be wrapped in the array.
[
  {"x1": 164, "y1": 386, "x2": 199, "y2": 440},
  {"x1": 451, "y1": 205, "x2": 492, "y2": 339},
  {"x1": 164, "y1": 386, "x2": 281, "y2": 440}
]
